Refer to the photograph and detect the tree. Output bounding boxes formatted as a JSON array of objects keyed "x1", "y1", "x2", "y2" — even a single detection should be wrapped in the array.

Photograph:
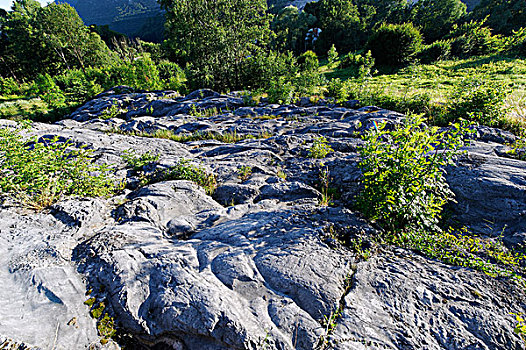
[
  {"x1": 0, "y1": 0, "x2": 112, "y2": 79},
  {"x1": 366, "y1": 22, "x2": 423, "y2": 67},
  {"x1": 469, "y1": 0, "x2": 526, "y2": 35},
  {"x1": 316, "y1": 0, "x2": 363, "y2": 53},
  {"x1": 271, "y1": 5, "x2": 316, "y2": 54},
  {"x1": 37, "y1": 3, "x2": 112, "y2": 72},
  {"x1": 159, "y1": 0, "x2": 273, "y2": 90},
  {"x1": 411, "y1": 0, "x2": 466, "y2": 42}
]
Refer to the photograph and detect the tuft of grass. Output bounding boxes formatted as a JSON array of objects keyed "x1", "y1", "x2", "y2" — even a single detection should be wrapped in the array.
[
  {"x1": 387, "y1": 227, "x2": 526, "y2": 285},
  {"x1": 237, "y1": 165, "x2": 252, "y2": 182},
  {"x1": 121, "y1": 150, "x2": 159, "y2": 171},
  {"x1": 165, "y1": 159, "x2": 217, "y2": 195},
  {"x1": 108, "y1": 128, "x2": 272, "y2": 143}
]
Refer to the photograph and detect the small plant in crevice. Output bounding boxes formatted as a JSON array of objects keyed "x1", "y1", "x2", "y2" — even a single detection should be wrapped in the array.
[
  {"x1": 513, "y1": 313, "x2": 526, "y2": 344},
  {"x1": 318, "y1": 166, "x2": 333, "y2": 207},
  {"x1": 107, "y1": 128, "x2": 272, "y2": 144},
  {"x1": 165, "y1": 159, "x2": 217, "y2": 195},
  {"x1": 308, "y1": 136, "x2": 333, "y2": 159},
  {"x1": 121, "y1": 150, "x2": 160, "y2": 171},
  {"x1": 188, "y1": 105, "x2": 223, "y2": 118},
  {"x1": 101, "y1": 101, "x2": 124, "y2": 120},
  {"x1": 356, "y1": 114, "x2": 472, "y2": 233},
  {"x1": 84, "y1": 296, "x2": 117, "y2": 345},
  {"x1": 387, "y1": 227, "x2": 526, "y2": 284},
  {"x1": 237, "y1": 165, "x2": 252, "y2": 182}
]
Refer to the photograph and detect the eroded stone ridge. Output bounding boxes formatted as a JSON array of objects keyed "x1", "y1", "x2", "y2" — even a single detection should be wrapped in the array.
[{"x1": 0, "y1": 88, "x2": 524, "y2": 349}]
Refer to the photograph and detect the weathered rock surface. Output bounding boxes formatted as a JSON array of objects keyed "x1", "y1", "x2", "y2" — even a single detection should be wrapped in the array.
[{"x1": 0, "y1": 89, "x2": 525, "y2": 349}]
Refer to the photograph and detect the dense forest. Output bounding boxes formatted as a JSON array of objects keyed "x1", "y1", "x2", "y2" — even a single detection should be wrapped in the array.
[{"x1": 0, "y1": 0, "x2": 525, "y2": 130}]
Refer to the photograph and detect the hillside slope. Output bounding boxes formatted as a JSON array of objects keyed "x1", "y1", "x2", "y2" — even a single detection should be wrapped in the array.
[{"x1": 56, "y1": 0, "x2": 163, "y2": 41}]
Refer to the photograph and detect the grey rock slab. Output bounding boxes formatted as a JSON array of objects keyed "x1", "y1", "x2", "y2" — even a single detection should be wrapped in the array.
[
  {"x1": 0, "y1": 208, "x2": 107, "y2": 350},
  {"x1": 331, "y1": 249, "x2": 526, "y2": 350},
  {"x1": 77, "y1": 205, "x2": 362, "y2": 349},
  {"x1": 446, "y1": 145, "x2": 526, "y2": 246}
]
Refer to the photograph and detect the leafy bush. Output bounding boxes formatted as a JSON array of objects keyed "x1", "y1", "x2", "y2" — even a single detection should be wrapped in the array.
[
  {"x1": 298, "y1": 50, "x2": 319, "y2": 72},
  {"x1": 54, "y1": 69, "x2": 103, "y2": 103},
  {"x1": 122, "y1": 150, "x2": 160, "y2": 171},
  {"x1": 339, "y1": 50, "x2": 375, "y2": 79},
  {"x1": 33, "y1": 74, "x2": 66, "y2": 108},
  {"x1": 326, "y1": 78, "x2": 351, "y2": 101},
  {"x1": 267, "y1": 76, "x2": 297, "y2": 104},
  {"x1": 356, "y1": 115, "x2": 470, "y2": 232},
  {"x1": 327, "y1": 44, "x2": 338, "y2": 65},
  {"x1": 157, "y1": 61, "x2": 187, "y2": 93},
  {"x1": 0, "y1": 123, "x2": 116, "y2": 209},
  {"x1": 308, "y1": 136, "x2": 333, "y2": 159},
  {"x1": 365, "y1": 23, "x2": 423, "y2": 67},
  {"x1": 417, "y1": 41, "x2": 451, "y2": 64},
  {"x1": 442, "y1": 78, "x2": 510, "y2": 126},
  {"x1": 0, "y1": 77, "x2": 22, "y2": 96},
  {"x1": 448, "y1": 20, "x2": 501, "y2": 58}
]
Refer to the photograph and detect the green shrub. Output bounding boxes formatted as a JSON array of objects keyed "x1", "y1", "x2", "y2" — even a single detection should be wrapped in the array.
[
  {"x1": 33, "y1": 74, "x2": 66, "y2": 108},
  {"x1": 298, "y1": 50, "x2": 319, "y2": 72},
  {"x1": 122, "y1": 150, "x2": 159, "y2": 171},
  {"x1": 356, "y1": 115, "x2": 470, "y2": 232},
  {"x1": 0, "y1": 123, "x2": 116, "y2": 209},
  {"x1": 417, "y1": 41, "x2": 451, "y2": 64},
  {"x1": 326, "y1": 78, "x2": 351, "y2": 101},
  {"x1": 447, "y1": 20, "x2": 501, "y2": 58},
  {"x1": 365, "y1": 23, "x2": 423, "y2": 67},
  {"x1": 442, "y1": 78, "x2": 510, "y2": 126},
  {"x1": 55, "y1": 69, "x2": 102, "y2": 103},
  {"x1": 157, "y1": 61, "x2": 187, "y2": 93},
  {"x1": 327, "y1": 44, "x2": 338, "y2": 65},
  {"x1": 339, "y1": 50, "x2": 375, "y2": 79},
  {"x1": 308, "y1": 136, "x2": 333, "y2": 159},
  {"x1": 166, "y1": 159, "x2": 216, "y2": 195},
  {"x1": 0, "y1": 77, "x2": 22, "y2": 96},
  {"x1": 267, "y1": 76, "x2": 297, "y2": 104}
]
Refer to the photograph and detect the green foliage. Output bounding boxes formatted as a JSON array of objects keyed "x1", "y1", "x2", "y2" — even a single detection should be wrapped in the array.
[
  {"x1": 366, "y1": 23, "x2": 423, "y2": 67},
  {"x1": 0, "y1": 0, "x2": 112, "y2": 80},
  {"x1": 166, "y1": 159, "x2": 217, "y2": 195},
  {"x1": 468, "y1": 0, "x2": 526, "y2": 36},
  {"x1": 308, "y1": 136, "x2": 334, "y2": 159},
  {"x1": 389, "y1": 227, "x2": 526, "y2": 282},
  {"x1": 237, "y1": 165, "x2": 252, "y2": 182},
  {"x1": 513, "y1": 313, "x2": 526, "y2": 344},
  {"x1": 122, "y1": 150, "x2": 159, "y2": 171},
  {"x1": 417, "y1": 41, "x2": 451, "y2": 64},
  {"x1": 267, "y1": 76, "x2": 297, "y2": 104},
  {"x1": 443, "y1": 77, "x2": 510, "y2": 126},
  {"x1": 447, "y1": 20, "x2": 501, "y2": 58},
  {"x1": 327, "y1": 45, "x2": 339, "y2": 65},
  {"x1": 316, "y1": 0, "x2": 363, "y2": 53},
  {"x1": 0, "y1": 123, "x2": 116, "y2": 209},
  {"x1": 271, "y1": 5, "x2": 317, "y2": 54},
  {"x1": 159, "y1": 0, "x2": 272, "y2": 91},
  {"x1": 411, "y1": 0, "x2": 466, "y2": 42},
  {"x1": 0, "y1": 77, "x2": 22, "y2": 95},
  {"x1": 356, "y1": 115, "x2": 470, "y2": 232},
  {"x1": 298, "y1": 51, "x2": 319, "y2": 72},
  {"x1": 339, "y1": 50, "x2": 375, "y2": 79},
  {"x1": 326, "y1": 78, "x2": 351, "y2": 101},
  {"x1": 54, "y1": 69, "x2": 102, "y2": 103},
  {"x1": 33, "y1": 73, "x2": 66, "y2": 108},
  {"x1": 157, "y1": 61, "x2": 187, "y2": 92}
]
